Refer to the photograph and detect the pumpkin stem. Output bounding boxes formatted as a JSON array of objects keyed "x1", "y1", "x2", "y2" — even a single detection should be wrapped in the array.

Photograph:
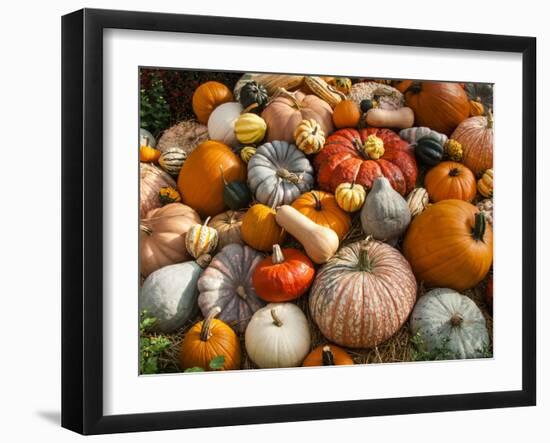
[
  {"x1": 406, "y1": 81, "x2": 422, "y2": 94},
  {"x1": 472, "y1": 212, "x2": 487, "y2": 241},
  {"x1": 450, "y1": 313, "x2": 464, "y2": 327},
  {"x1": 487, "y1": 109, "x2": 494, "y2": 129},
  {"x1": 322, "y1": 346, "x2": 336, "y2": 366},
  {"x1": 270, "y1": 308, "x2": 283, "y2": 327},
  {"x1": 140, "y1": 224, "x2": 153, "y2": 236},
  {"x1": 196, "y1": 254, "x2": 212, "y2": 268},
  {"x1": 272, "y1": 244, "x2": 285, "y2": 264},
  {"x1": 274, "y1": 88, "x2": 302, "y2": 110},
  {"x1": 277, "y1": 168, "x2": 303, "y2": 184},
  {"x1": 142, "y1": 135, "x2": 149, "y2": 146},
  {"x1": 311, "y1": 191, "x2": 323, "y2": 211},
  {"x1": 219, "y1": 165, "x2": 228, "y2": 186},
  {"x1": 200, "y1": 306, "x2": 221, "y2": 342},
  {"x1": 242, "y1": 102, "x2": 259, "y2": 114},
  {"x1": 203, "y1": 216, "x2": 212, "y2": 227},
  {"x1": 358, "y1": 237, "x2": 374, "y2": 272},
  {"x1": 449, "y1": 168, "x2": 461, "y2": 177},
  {"x1": 236, "y1": 285, "x2": 248, "y2": 300}
]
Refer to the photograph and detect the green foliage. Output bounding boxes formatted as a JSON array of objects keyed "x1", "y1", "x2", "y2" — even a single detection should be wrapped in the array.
[
  {"x1": 139, "y1": 310, "x2": 172, "y2": 375},
  {"x1": 140, "y1": 73, "x2": 170, "y2": 137},
  {"x1": 183, "y1": 355, "x2": 225, "y2": 373},
  {"x1": 410, "y1": 333, "x2": 455, "y2": 361}
]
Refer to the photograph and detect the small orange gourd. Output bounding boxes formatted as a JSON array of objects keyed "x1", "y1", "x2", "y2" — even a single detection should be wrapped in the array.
[{"x1": 302, "y1": 344, "x2": 354, "y2": 367}]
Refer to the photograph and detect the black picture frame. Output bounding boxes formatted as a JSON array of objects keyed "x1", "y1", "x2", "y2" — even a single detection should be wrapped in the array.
[{"x1": 62, "y1": 8, "x2": 537, "y2": 435}]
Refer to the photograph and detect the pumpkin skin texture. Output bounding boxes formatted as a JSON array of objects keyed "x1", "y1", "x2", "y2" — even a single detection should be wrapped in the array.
[
  {"x1": 451, "y1": 115, "x2": 494, "y2": 176},
  {"x1": 424, "y1": 161, "x2": 477, "y2": 203},
  {"x1": 335, "y1": 182, "x2": 366, "y2": 212},
  {"x1": 207, "y1": 102, "x2": 243, "y2": 147},
  {"x1": 404, "y1": 81, "x2": 470, "y2": 135},
  {"x1": 309, "y1": 238, "x2": 417, "y2": 348},
  {"x1": 238, "y1": 80, "x2": 269, "y2": 112},
  {"x1": 314, "y1": 128, "x2": 418, "y2": 196},
  {"x1": 139, "y1": 256, "x2": 211, "y2": 333},
  {"x1": 179, "y1": 307, "x2": 241, "y2": 370},
  {"x1": 245, "y1": 303, "x2": 311, "y2": 368},
  {"x1": 294, "y1": 119, "x2": 326, "y2": 155},
  {"x1": 192, "y1": 81, "x2": 233, "y2": 124},
  {"x1": 414, "y1": 136, "x2": 444, "y2": 166},
  {"x1": 252, "y1": 245, "x2": 315, "y2": 302},
  {"x1": 234, "y1": 113, "x2": 267, "y2": 144},
  {"x1": 185, "y1": 218, "x2": 219, "y2": 259},
  {"x1": 140, "y1": 203, "x2": 201, "y2": 277},
  {"x1": 477, "y1": 168, "x2": 494, "y2": 198},
  {"x1": 410, "y1": 288, "x2": 489, "y2": 359},
  {"x1": 198, "y1": 244, "x2": 265, "y2": 333},
  {"x1": 140, "y1": 162, "x2": 177, "y2": 218},
  {"x1": 402, "y1": 200, "x2": 493, "y2": 291},
  {"x1": 208, "y1": 210, "x2": 245, "y2": 249},
  {"x1": 360, "y1": 177, "x2": 411, "y2": 246},
  {"x1": 247, "y1": 141, "x2": 314, "y2": 207},
  {"x1": 177, "y1": 141, "x2": 246, "y2": 217},
  {"x1": 399, "y1": 126, "x2": 448, "y2": 146},
  {"x1": 332, "y1": 99, "x2": 361, "y2": 129},
  {"x1": 406, "y1": 187, "x2": 429, "y2": 217},
  {"x1": 302, "y1": 345, "x2": 354, "y2": 367},
  {"x1": 261, "y1": 90, "x2": 334, "y2": 143},
  {"x1": 241, "y1": 204, "x2": 287, "y2": 252},
  {"x1": 291, "y1": 191, "x2": 351, "y2": 241}
]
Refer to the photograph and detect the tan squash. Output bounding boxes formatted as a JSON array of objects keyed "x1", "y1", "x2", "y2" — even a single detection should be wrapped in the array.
[{"x1": 365, "y1": 107, "x2": 415, "y2": 129}]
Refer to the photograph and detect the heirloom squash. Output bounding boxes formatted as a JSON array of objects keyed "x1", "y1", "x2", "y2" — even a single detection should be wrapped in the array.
[
  {"x1": 140, "y1": 162, "x2": 177, "y2": 218},
  {"x1": 451, "y1": 114, "x2": 494, "y2": 176},
  {"x1": 208, "y1": 210, "x2": 245, "y2": 249},
  {"x1": 177, "y1": 140, "x2": 246, "y2": 217},
  {"x1": 139, "y1": 145, "x2": 161, "y2": 163},
  {"x1": 275, "y1": 205, "x2": 339, "y2": 264},
  {"x1": 234, "y1": 113, "x2": 267, "y2": 144},
  {"x1": 477, "y1": 168, "x2": 494, "y2": 198},
  {"x1": 335, "y1": 181, "x2": 366, "y2": 212},
  {"x1": 327, "y1": 77, "x2": 352, "y2": 95},
  {"x1": 198, "y1": 244, "x2": 265, "y2": 333},
  {"x1": 241, "y1": 204, "x2": 286, "y2": 252},
  {"x1": 403, "y1": 199, "x2": 493, "y2": 291},
  {"x1": 313, "y1": 127, "x2": 418, "y2": 195},
  {"x1": 294, "y1": 119, "x2": 326, "y2": 155},
  {"x1": 238, "y1": 80, "x2": 269, "y2": 112},
  {"x1": 156, "y1": 120, "x2": 209, "y2": 155},
  {"x1": 247, "y1": 141, "x2": 314, "y2": 207},
  {"x1": 424, "y1": 161, "x2": 477, "y2": 203},
  {"x1": 302, "y1": 345, "x2": 354, "y2": 367},
  {"x1": 234, "y1": 73, "x2": 304, "y2": 98},
  {"x1": 309, "y1": 237, "x2": 417, "y2": 348},
  {"x1": 304, "y1": 76, "x2": 346, "y2": 108},
  {"x1": 410, "y1": 288, "x2": 490, "y2": 359},
  {"x1": 158, "y1": 186, "x2": 181, "y2": 205},
  {"x1": 140, "y1": 128, "x2": 156, "y2": 148},
  {"x1": 477, "y1": 198, "x2": 493, "y2": 225},
  {"x1": 399, "y1": 126, "x2": 448, "y2": 146},
  {"x1": 158, "y1": 147, "x2": 186, "y2": 176},
  {"x1": 365, "y1": 107, "x2": 415, "y2": 129},
  {"x1": 332, "y1": 99, "x2": 361, "y2": 129},
  {"x1": 185, "y1": 217, "x2": 219, "y2": 259},
  {"x1": 252, "y1": 244, "x2": 315, "y2": 302},
  {"x1": 179, "y1": 307, "x2": 241, "y2": 370},
  {"x1": 220, "y1": 166, "x2": 252, "y2": 210},
  {"x1": 414, "y1": 136, "x2": 444, "y2": 166},
  {"x1": 192, "y1": 81, "x2": 233, "y2": 124},
  {"x1": 349, "y1": 82, "x2": 405, "y2": 110},
  {"x1": 469, "y1": 99, "x2": 485, "y2": 117},
  {"x1": 406, "y1": 187, "x2": 429, "y2": 217},
  {"x1": 445, "y1": 139, "x2": 464, "y2": 162},
  {"x1": 291, "y1": 191, "x2": 351, "y2": 241},
  {"x1": 239, "y1": 146, "x2": 256, "y2": 163},
  {"x1": 207, "y1": 102, "x2": 243, "y2": 147},
  {"x1": 245, "y1": 303, "x2": 311, "y2": 368}
]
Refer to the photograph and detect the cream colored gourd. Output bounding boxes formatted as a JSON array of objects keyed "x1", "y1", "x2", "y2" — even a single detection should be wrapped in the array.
[
  {"x1": 365, "y1": 107, "x2": 415, "y2": 129},
  {"x1": 360, "y1": 177, "x2": 411, "y2": 245},
  {"x1": 185, "y1": 217, "x2": 219, "y2": 258},
  {"x1": 245, "y1": 303, "x2": 311, "y2": 368},
  {"x1": 406, "y1": 187, "x2": 430, "y2": 217},
  {"x1": 334, "y1": 182, "x2": 366, "y2": 212},
  {"x1": 275, "y1": 205, "x2": 339, "y2": 264},
  {"x1": 207, "y1": 102, "x2": 243, "y2": 147}
]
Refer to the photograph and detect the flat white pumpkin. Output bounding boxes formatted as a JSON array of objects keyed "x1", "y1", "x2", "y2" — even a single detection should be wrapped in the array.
[{"x1": 207, "y1": 102, "x2": 243, "y2": 147}]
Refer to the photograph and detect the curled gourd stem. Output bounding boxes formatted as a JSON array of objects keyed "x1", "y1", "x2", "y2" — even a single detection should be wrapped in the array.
[
  {"x1": 140, "y1": 224, "x2": 153, "y2": 236},
  {"x1": 202, "y1": 216, "x2": 211, "y2": 227},
  {"x1": 242, "y1": 102, "x2": 259, "y2": 114},
  {"x1": 450, "y1": 313, "x2": 464, "y2": 327},
  {"x1": 472, "y1": 212, "x2": 487, "y2": 242},
  {"x1": 200, "y1": 306, "x2": 221, "y2": 342},
  {"x1": 322, "y1": 346, "x2": 336, "y2": 366},
  {"x1": 272, "y1": 88, "x2": 302, "y2": 110},
  {"x1": 271, "y1": 308, "x2": 283, "y2": 327},
  {"x1": 271, "y1": 244, "x2": 285, "y2": 265},
  {"x1": 311, "y1": 191, "x2": 323, "y2": 211}
]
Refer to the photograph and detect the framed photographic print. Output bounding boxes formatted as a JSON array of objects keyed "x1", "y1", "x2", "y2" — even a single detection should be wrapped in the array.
[{"x1": 61, "y1": 8, "x2": 536, "y2": 435}]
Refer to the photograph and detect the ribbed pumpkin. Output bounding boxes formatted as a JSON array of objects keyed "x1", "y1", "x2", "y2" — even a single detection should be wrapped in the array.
[
  {"x1": 399, "y1": 126, "x2": 448, "y2": 146},
  {"x1": 403, "y1": 200, "x2": 493, "y2": 291},
  {"x1": 477, "y1": 168, "x2": 494, "y2": 198},
  {"x1": 294, "y1": 119, "x2": 326, "y2": 155},
  {"x1": 234, "y1": 74, "x2": 304, "y2": 98},
  {"x1": 414, "y1": 136, "x2": 444, "y2": 166},
  {"x1": 238, "y1": 80, "x2": 269, "y2": 112},
  {"x1": 177, "y1": 141, "x2": 246, "y2": 217},
  {"x1": 158, "y1": 147, "x2": 186, "y2": 176},
  {"x1": 140, "y1": 162, "x2": 177, "y2": 218},
  {"x1": 140, "y1": 128, "x2": 156, "y2": 148},
  {"x1": 309, "y1": 237, "x2": 417, "y2": 348},
  {"x1": 302, "y1": 345, "x2": 354, "y2": 367},
  {"x1": 252, "y1": 245, "x2": 315, "y2": 302},
  {"x1": 291, "y1": 191, "x2": 351, "y2": 241},
  {"x1": 451, "y1": 114, "x2": 494, "y2": 176},
  {"x1": 220, "y1": 166, "x2": 252, "y2": 210},
  {"x1": 207, "y1": 102, "x2": 243, "y2": 147},
  {"x1": 239, "y1": 146, "x2": 256, "y2": 163},
  {"x1": 469, "y1": 99, "x2": 484, "y2": 117},
  {"x1": 208, "y1": 210, "x2": 245, "y2": 249},
  {"x1": 313, "y1": 128, "x2": 418, "y2": 196},
  {"x1": 234, "y1": 113, "x2": 267, "y2": 144},
  {"x1": 241, "y1": 204, "x2": 286, "y2": 252},
  {"x1": 179, "y1": 307, "x2": 241, "y2": 370},
  {"x1": 192, "y1": 81, "x2": 233, "y2": 124},
  {"x1": 140, "y1": 203, "x2": 201, "y2": 277},
  {"x1": 185, "y1": 217, "x2": 218, "y2": 259},
  {"x1": 332, "y1": 99, "x2": 361, "y2": 129},
  {"x1": 424, "y1": 161, "x2": 477, "y2": 203},
  {"x1": 261, "y1": 90, "x2": 333, "y2": 143},
  {"x1": 406, "y1": 187, "x2": 429, "y2": 217},
  {"x1": 334, "y1": 182, "x2": 366, "y2": 212},
  {"x1": 404, "y1": 82, "x2": 470, "y2": 135}
]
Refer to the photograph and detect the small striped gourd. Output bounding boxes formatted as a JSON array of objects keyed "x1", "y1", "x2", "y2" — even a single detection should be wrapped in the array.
[
  {"x1": 159, "y1": 147, "x2": 187, "y2": 176},
  {"x1": 185, "y1": 217, "x2": 218, "y2": 259}
]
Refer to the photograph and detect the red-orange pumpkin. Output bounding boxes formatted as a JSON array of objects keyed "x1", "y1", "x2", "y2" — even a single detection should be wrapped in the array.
[
  {"x1": 192, "y1": 81, "x2": 233, "y2": 124},
  {"x1": 451, "y1": 114, "x2": 494, "y2": 176},
  {"x1": 424, "y1": 161, "x2": 477, "y2": 203},
  {"x1": 313, "y1": 128, "x2": 418, "y2": 195},
  {"x1": 252, "y1": 244, "x2": 315, "y2": 302}
]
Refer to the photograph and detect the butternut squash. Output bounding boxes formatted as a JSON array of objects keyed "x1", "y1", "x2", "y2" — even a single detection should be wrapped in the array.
[
  {"x1": 275, "y1": 205, "x2": 339, "y2": 264},
  {"x1": 366, "y1": 107, "x2": 415, "y2": 129}
]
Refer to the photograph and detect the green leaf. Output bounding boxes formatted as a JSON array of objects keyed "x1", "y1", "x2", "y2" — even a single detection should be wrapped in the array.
[
  {"x1": 208, "y1": 355, "x2": 225, "y2": 370},
  {"x1": 184, "y1": 367, "x2": 205, "y2": 373}
]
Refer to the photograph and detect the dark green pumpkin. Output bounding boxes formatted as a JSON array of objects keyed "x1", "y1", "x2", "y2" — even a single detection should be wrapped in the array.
[
  {"x1": 415, "y1": 136, "x2": 444, "y2": 166},
  {"x1": 239, "y1": 81, "x2": 269, "y2": 112},
  {"x1": 223, "y1": 180, "x2": 252, "y2": 210}
]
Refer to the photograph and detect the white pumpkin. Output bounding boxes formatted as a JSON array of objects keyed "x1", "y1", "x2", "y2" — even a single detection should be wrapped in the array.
[
  {"x1": 139, "y1": 255, "x2": 211, "y2": 333},
  {"x1": 207, "y1": 102, "x2": 243, "y2": 147},
  {"x1": 140, "y1": 128, "x2": 156, "y2": 148},
  {"x1": 245, "y1": 303, "x2": 311, "y2": 368},
  {"x1": 410, "y1": 288, "x2": 490, "y2": 359}
]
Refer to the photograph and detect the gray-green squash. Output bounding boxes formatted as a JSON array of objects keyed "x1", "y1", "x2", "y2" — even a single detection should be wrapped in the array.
[
  {"x1": 410, "y1": 288, "x2": 490, "y2": 359},
  {"x1": 360, "y1": 176, "x2": 411, "y2": 245}
]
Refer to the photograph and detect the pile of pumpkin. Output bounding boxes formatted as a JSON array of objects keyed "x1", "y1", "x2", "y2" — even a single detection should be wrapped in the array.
[{"x1": 139, "y1": 74, "x2": 494, "y2": 371}]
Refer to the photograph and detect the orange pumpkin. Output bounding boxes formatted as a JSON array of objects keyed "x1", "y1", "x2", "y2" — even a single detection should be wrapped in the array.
[
  {"x1": 451, "y1": 114, "x2": 493, "y2": 176},
  {"x1": 192, "y1": 81, "x2": 233, "y2": 124},
  {"x1": 424, "y1": 161, "x2": 477, "y2": 203},
  {"x1": 139, "y1": 145, "x2": 161, "y2": 163},
  {"x1": 302, "y1": 344, "x2": 354, "y2": 367},
  {"x1": 404, "y1": 81, "x2": 470, "y2": 135},
  {"x1": 402, "y1": 199, "x2": 493, "y2": 291},
  {"x1": 392, "y1": 80, "x2": 413, "y2": 93},
  {"x1": 332, "y1": 99, "x2": 361, "y2": 129},
  {"x1": 252, "y1": 244, "x2": 315, "y2": 302},
  {"x1": 179, "y1": 307, "x2": 241, "y2": 370},
  {"x1": 291, "y1": 191, "x2": 351, "y2": 241},
  {"x1": 469, "y1": 99, "x2": 484, "y2": 117},
  {"x1": 241, "y1": 204, "x2": 286, "y2": 252},
  {"x1": 177, "y1": 141, "x2": 246, "y2": 217}
]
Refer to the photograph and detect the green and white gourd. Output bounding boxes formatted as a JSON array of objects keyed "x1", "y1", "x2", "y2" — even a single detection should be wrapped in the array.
[
  {"x1": 158, "y1": 147, "x2": 187, "y2": 176},
  {"x1": 139, "y1": 255, "x2": 211, "y2": 333},
  {"x1": 399, "y1": 126, "x2": 448, "y2": 146},
  {"x1": 410, "y1": 288, "x2": 490, "y2": 359},
  {"x1": 140, "y1": 128, "x2": 156, "y2": 148},
  {"x1": 247, "y1": 140, "x2": 314, "y2": 207}
]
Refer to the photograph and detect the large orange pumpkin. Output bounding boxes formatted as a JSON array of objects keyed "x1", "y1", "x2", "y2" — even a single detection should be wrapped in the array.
[
  {"x1": 241, "y1": 204, "x2": 286, "y2": 252},
  {"x1": 291, "y1": 190, "x2": 351, "y2": 241},
  {"x1": 302, "y1": 344, "x2": 354, "y2": 367},
  {"x1": 177, "y1": 141, "x2": 246, "y2": 217},
  {"x1": 451, "y1": 114, "x2": 494, "y2": 176},
  {"x1": 402, "y1": 199, "x2": 493, "y2": 291},
  {"x1": 192, "y1": 81, "x2": 233, "y2": 124},
  {"x1": 424, "y1": 161, "x2": 477, "y2": 203},
  {"x1": 404, "y1": 82, "x2": 470, "y2": 135}
]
